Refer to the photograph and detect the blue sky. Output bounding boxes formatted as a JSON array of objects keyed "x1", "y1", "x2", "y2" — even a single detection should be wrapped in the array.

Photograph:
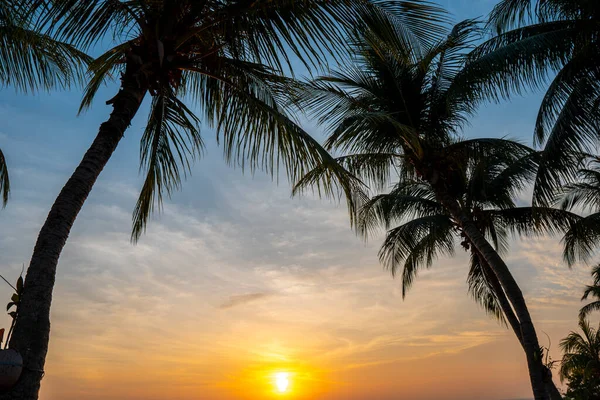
[{"x1": 0, "y1": 1, "x2": 591, "y2": 400}]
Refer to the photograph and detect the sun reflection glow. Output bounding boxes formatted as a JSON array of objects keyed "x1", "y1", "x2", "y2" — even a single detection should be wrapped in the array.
[{"x1": 274, "y1": 372, "x2": 290, "y2": 393}]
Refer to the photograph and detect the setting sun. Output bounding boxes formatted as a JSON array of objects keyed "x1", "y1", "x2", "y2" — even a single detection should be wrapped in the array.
[{"x1": 274, "y1": 372, "x2": 290, "y2": 393}]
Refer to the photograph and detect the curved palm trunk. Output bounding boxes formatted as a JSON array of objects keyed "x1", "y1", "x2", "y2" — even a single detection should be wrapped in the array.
[
  {"x1": 443, "y1": 198, "x2": 550, "y2": 400},
  {"x1": 0, "y1": 66, "x2": 147, "y2": 400},
  {"x1": 480, "y1": 257, "x2": 562, "y2": 399}
]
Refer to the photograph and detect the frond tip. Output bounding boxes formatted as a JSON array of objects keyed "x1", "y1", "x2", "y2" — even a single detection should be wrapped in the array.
[{"x1": 0, "y1": 147, "x2": 9, "y2": 207}]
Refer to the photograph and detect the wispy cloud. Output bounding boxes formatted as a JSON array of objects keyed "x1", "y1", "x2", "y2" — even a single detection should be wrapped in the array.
[{"x1": 219, "y1": 293, "x2": 276, "y2": 309}]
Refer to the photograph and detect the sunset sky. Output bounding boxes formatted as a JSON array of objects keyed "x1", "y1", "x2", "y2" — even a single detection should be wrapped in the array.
[{"x1": 0, "y1": 1, "x2": 595, "y2": 399}]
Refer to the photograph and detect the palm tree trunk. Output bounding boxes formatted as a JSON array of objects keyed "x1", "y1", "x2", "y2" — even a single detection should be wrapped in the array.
[
  {"x1": 458, "y1": 214, "x2": 549, "y2": 399},
  {"x1": 436, "y1": 193, "x2": 551, "y2": 400},
  {"x1": 480, "y1": 257, "x2": 562, "y2": 399},
  {"x1": 0, "y1": 63, "x2": 147, "y2": 400}
]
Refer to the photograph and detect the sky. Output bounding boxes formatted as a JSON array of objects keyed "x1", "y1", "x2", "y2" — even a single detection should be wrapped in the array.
[{"x1": 0, "y1": 1, "x2": 596, "y2": 400}]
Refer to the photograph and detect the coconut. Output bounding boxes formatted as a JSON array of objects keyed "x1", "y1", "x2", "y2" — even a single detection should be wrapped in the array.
[{"x1": 0, "y1": 349, "x2": 23, "y2": 390}]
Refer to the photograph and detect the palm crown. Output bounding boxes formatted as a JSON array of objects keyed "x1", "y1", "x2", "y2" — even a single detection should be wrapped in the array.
[
  {"x1": 292, "y1": 19, "x2": 530, "y2": 221},
  {"x1": 36, "y1": 0, "x2": 446, "y2": 240}
]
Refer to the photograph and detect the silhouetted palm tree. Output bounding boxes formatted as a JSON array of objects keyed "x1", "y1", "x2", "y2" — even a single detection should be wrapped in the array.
[
  {"x1": 5, "y1": 1, "x2": 445, "y2": 399},
  {"x1": 357, "y1": 147, "x2": 572, "y2": 327},
  {"x1": 293, "y1": 17, "x2": 570, "y2": 400},
  {"x1": 474, "y1": 0, "x2": 600, "y2": 205},
  {"x1": 560, "y1": 319, "x2": 600, "y2": 400},
  {"x1": 0, "y1": 0, "x2": 89, "y2": 206}
]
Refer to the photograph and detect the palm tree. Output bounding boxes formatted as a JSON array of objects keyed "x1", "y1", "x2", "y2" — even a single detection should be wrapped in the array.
[
  {"x1": 292, "y1": 17, "x2": 571, "y2": 400},
  {"x1": 0, "y1": 0, "x2": 89, "y2": 207},
  {"x1": 560, "y1": 319, "x2": 600, "y2": 400},
  {"x1": 4, "y1": 1, "x2": 445, "y2": 399},
  {"x1": 357, "y1": 148, "x2": 565, "y2": 319},
  {"x1": 472, "y1": 0, "x2": 600, "y2": 206}
]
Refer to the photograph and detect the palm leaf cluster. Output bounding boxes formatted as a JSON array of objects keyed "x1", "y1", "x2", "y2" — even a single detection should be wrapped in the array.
[
  {"x1": 0, "y1": 0, "x2": 90, "y2": 207},
  {"x1": 29, "y1": 0, "x2": 447, "y2": 240},
  {"x1": 558, "y1": 158, "x2": 600, "y2": 320},
  {"x1": 293, "y1": 19, "x2": 483, "y2": 208},
  {"x1": 475, "y1": 0, "x2": 600, "y2": 206},
  {"x1": 561, "y1": 157, "x2": 600, "y2": 266}
]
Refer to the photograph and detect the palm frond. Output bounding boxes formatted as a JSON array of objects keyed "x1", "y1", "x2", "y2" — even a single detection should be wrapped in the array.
[
  {"x1": 580, "y1": 301, "x2": 600, "y2": 320},
  {"x1": 534, "y1": 44, "x2": 600, "y2": 146},
  {"x1": 488, "y1": 0, "x2": 537, "y2": 32},
  {"x1": 0, "y1": 22, "x2": 90, "y2": 92},
  {"x1": 132, "y1": 91, "x2": 203, "y2": 241},
  {"x1": 533, "y1": 71, "x2": 600, "y2": 206},
  {"x1": 464, "y1": 20, "x2": 576, "y2": 104},
  {"x1": 467, "y1": 251, "x2": 507, "y2": 324},
  {"x1": 485, "y1": 207, "x2": 580, "y2": 238},
  {"x1": 378, "y1": 214, "x2": 454, "y2": 297},
  {"x1": 563, "y1": 212, "x2": 600, "y2": 266},
  {"x1": 292, "y1": 155, "x2": 371, "y2": 224},
  {"x1": 443, "y1": 138, "x2": 534, "y2": 163},
  {"x1": 591, "y1": 264, "x2": 600, "y2": 285},
  {"x1": 45, "y1": 0, "x2": 447, "y2": 73},
  {"x1": 78, "y1": 41, "x2": 131, "y2": 112},
  {"x1": 357, "y1": 181, "x2": 444, "y2": 237},
  {"x1": 461, "y1": 145, "x2": 539, "y2": 210},
  {"x1": 562, "y1": 182, "x2": 600, "y2": 212}
]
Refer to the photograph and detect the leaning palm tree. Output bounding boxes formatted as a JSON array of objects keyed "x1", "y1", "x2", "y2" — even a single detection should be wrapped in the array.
[
  {"x1": 560, "y1": 319, "x2": 600, "y2": 399},
  {"x1": 292, "y1": 17, "x2": 570, "y2": 400},
  {"x1": 0, "y1": 0, "x2": 89, "y2": 206},
  {"x1": 358, "y1": 144, "x2": 575, "y2": 398},
  {"x1": 4, "y1": 1, "x2": 446, "y2": 399},
  {"x1": 472, "y1": 0, "x2": 600, "y2": 206},
  {"x1": 357, "y1": 148, "x2": 568, "y2": 321}
]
